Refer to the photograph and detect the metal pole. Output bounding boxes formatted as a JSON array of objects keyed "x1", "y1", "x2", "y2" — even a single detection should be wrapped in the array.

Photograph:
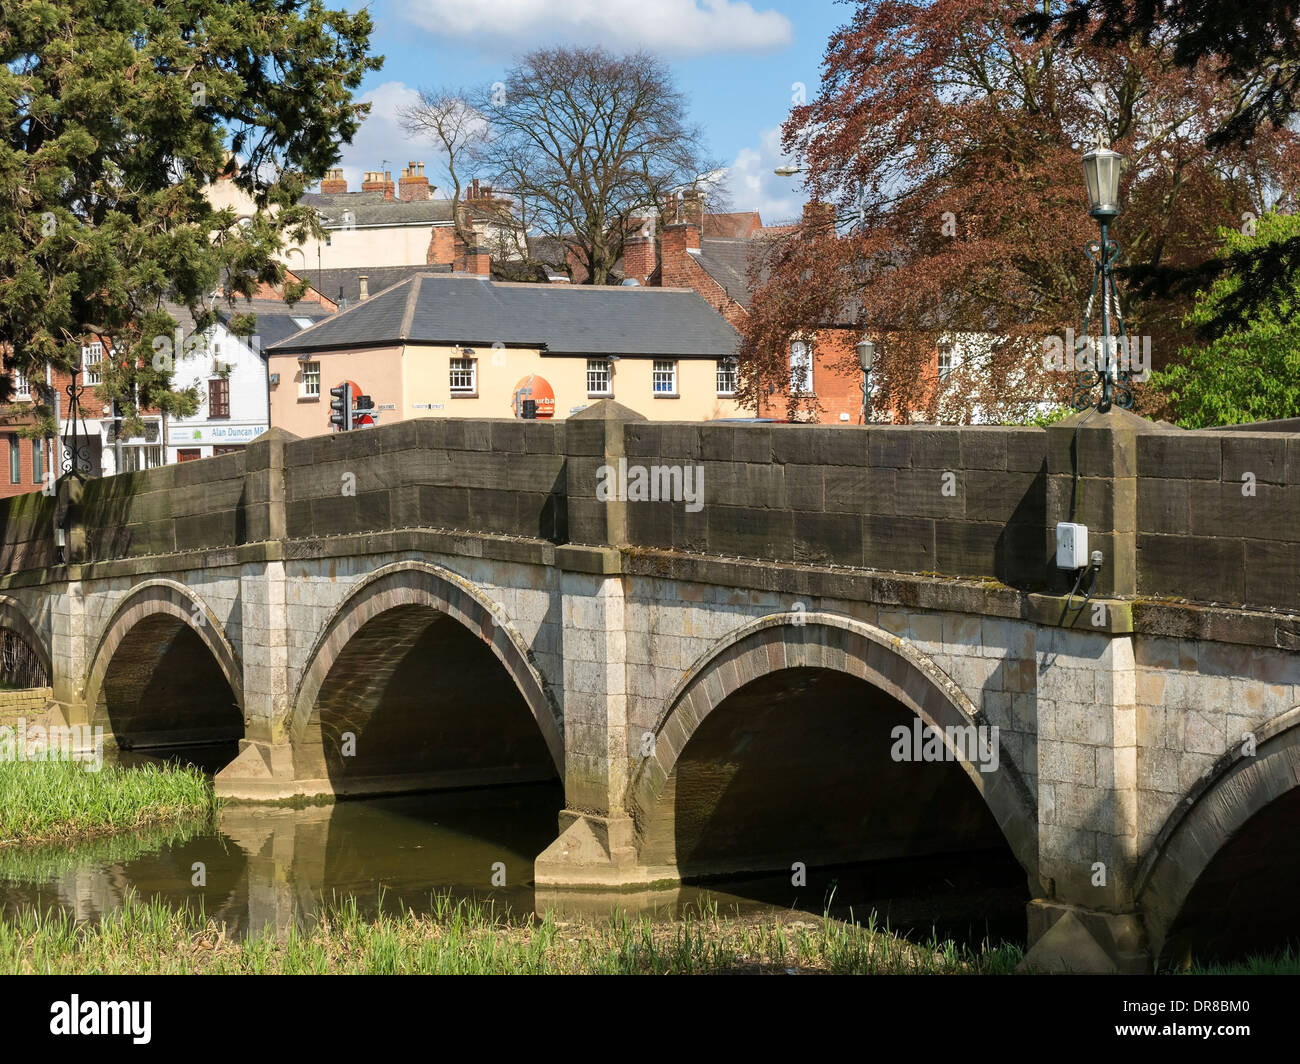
[{"x1": 1098, "y1": 220, "x2": 1112, "y2": 410}]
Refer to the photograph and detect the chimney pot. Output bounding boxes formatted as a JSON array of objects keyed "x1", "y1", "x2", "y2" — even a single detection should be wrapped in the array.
[{"x1": 359, "y1": 275, "x2": 369, "y2": 301}]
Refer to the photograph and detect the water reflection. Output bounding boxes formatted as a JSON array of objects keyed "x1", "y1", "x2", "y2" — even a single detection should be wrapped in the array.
[
  {"x1": 0, "y1": 784, "x2": 561, "y2": 937},
  {"x1": 0, "y1": 780, "x2": 1026, "y2": 950}
]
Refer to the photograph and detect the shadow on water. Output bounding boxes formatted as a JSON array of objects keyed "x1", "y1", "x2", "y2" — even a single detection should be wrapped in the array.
[
  {"x1": 3, "y1": 732, "x2": 1027, "y2": 949},
  {"x1": 675, "y1": 849, "x2": 1029, "y2": 950}
]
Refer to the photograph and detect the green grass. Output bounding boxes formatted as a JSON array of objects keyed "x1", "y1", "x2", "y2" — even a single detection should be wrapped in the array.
[
  {"x1": 0, "y1": 893, "x2": 1025, "y2": 975},
  {"x1": 0, "y1": 760, "x2": 215, "y2": 848},
  {"x1": 1182, "y1": 946, "x2": 1300, "y2": 975}
]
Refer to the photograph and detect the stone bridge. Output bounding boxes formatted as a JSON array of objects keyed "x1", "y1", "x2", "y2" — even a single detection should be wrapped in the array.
[{"x1": 0, "y1": 401, "x2": 1296, "y2": 972}]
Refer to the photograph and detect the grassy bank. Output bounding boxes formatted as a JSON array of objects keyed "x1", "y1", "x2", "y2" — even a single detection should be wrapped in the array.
[
  {"x1": 0, "y1": 894, "x2": 1024, "y2": 975},
  {"x1": 0, "y1": 760, "x2": 214, "y2": 848}
]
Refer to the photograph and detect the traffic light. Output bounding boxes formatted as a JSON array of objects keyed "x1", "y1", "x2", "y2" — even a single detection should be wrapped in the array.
[
  {"x1": 329, "y1": 383, "x2": 352, "y2": 431},
  {"x1": 353, "y1": 394, "x2": 374, "y2": 413}
]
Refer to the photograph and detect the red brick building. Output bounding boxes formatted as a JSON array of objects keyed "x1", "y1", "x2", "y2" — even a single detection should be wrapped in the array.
[{"x1": 636, "y1": 194, "x2": 948, "y2": 424}]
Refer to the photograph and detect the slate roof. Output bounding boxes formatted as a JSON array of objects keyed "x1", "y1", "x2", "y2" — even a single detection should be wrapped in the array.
[
  {"x1": 267, "y1": 273, "x2": 740, "y2": 358},
  {"x1": 156, "y1": 298, "x2": 328, "y2": 355},
  {"x1": 227, "y1": 300, "x2": 331, "y2": 350},
  {"x1": 300, "y1": 190, "x2": 455, "y2": 228},
  {"x1": 298, "y1": 265, "x2": 451, "y2": 307},
  {"x1": 694, "y1": 237, "x2": 759, "y2": 308},
  {"x1": 702, "y1": 211, "x2": 762, "y2": 239}
]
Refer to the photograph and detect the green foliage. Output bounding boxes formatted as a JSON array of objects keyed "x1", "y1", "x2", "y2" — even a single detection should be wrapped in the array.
[
  {"x1": 1149, "y1": 213, "x2": 1300, "y2": 427},
  {"x1": 0, "y1": 0, "x2": 381, "y2": 421},
  {"x1": 0, "y1": 893, "x2": 1025, "y2": 975},
  {"x1": 0, "y1": 760, "x2": 214, "y2": 846}
]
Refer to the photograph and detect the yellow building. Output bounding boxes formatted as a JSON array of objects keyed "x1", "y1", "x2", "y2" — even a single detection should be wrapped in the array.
[{"x1": 266, "y1": 274, "x2": 746, "y2": 437}]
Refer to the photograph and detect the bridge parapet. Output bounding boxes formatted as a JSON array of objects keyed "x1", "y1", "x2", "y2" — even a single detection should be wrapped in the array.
[{"x1": 0, "y1": 403, "x2": 1291, "y2": 616}]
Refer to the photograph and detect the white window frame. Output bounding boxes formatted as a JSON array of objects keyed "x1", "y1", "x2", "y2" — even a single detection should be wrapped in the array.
[
  {"x1": 586, "y1": 359, "x2": 613, "y2": 397},
  {"x1": 11, "y1": 368, "x2": 31, "y2": 400},
  {"x1": 938, "y1": 343, "x2": 954, "y2": 381},
  {"x1": 789, "y1": 339, "x2": 813, "y2": 396},
  {"x1": 82, "y1": 341, "x2": 104, "y2": 386},
  {"x1": 449, "y1": 356, "x2": 477, "y2": 394},
  {"x1": 300, "y1": 361, "x2": 321, "y2": 398},
  {"x1": 716, "y1": 358, "x2": 737, "y2": 397},
  {"x1": 652, "y1": 359, "x2": 677, "y2": 397}
]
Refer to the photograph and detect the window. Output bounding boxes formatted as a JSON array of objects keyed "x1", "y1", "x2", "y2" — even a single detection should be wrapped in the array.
[
  {"x1": 12, "y1": 369, "x2": 30, "y2": 400},
  {"x1": 652, "y1": 359, "x2": 677, "y2": 397},
  {"x1": 82, "y1": 342, "x2": 103, "y2": 386},
  {"x1": 208, "y1": 377, "x2": 230, "y2": 419},
  {"x1": 177, "y1": 448, "x2": 202, "y2": 463},
  {"x1": 789, "y1": 339, "x2": 812, "y2": 395},
  {"x1": 449, "y1": 357, "x2": 477, "y2": 394},
  {"x1": 587, "y1": 359, "x2": 612, "y2": 397},
  {"x1": 8, "y1": 435, "x2": 19, "y2": 484},
  {"x1": 716, "y1": 358, "x2": 737, "y2": 396},
  {"x1": 292, "y1": 316, "x2": 315, "y2": 329},
  {"x1": 31, "y1": 439, "x2": 42, "y2": 483},
  {"x1": 301, "y1": 361, "x2": 321, "y2": 398},
  {"x1": 121, "y1": 445, "x2": 163, "y2": 472},
  {"x1": 938, "y1": 344, "x2": 954, "y2": 381}
]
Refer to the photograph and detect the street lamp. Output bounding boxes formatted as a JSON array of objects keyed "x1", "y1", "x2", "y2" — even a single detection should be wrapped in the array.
[
  {"x1": 773, "y1": 164, "x2": 803, "y2": 177},
  {"x1": 855, "y1": 338, "x2": 875, "y2": 424},
  {"x1": 1073, "y1": 137, "x2": 1133, "y2": 412}
]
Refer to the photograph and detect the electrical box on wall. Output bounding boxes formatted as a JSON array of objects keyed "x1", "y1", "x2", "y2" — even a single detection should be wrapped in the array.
[{"x1": 1055, "y1": 522, "x2": 1089, "y2": 570}]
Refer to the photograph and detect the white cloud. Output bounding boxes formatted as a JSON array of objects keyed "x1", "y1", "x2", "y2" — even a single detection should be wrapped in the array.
[
  {"x1": 726, "y1": 127, "x2": 804, "y2": 225},
  {"x1": 328, "y1": 81, "x2": 426, "y2": 191},
  {"x1": 402, "y1": 0, "x2": 792, "y2": 56}
]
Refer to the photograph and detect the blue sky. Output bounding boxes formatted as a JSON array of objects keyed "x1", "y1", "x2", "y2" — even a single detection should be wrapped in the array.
[{"x1": 333, "y1": 0, "x2": 853, "y2": 225}]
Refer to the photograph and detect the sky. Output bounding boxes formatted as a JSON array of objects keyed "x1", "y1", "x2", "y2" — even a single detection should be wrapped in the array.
[{"x1": 331, "y1": 0, "x2": 854, "y2": 226}]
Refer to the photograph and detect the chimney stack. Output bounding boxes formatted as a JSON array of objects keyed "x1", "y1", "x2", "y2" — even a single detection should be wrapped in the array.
[
  {"x1": 359, "y1": 275, "x2": 369, "y2": 301},
  {"x1": 622, "y1": 218, "x2": 657, "y2": 285},
  {"x1": 399, "y1": 161, "x2": 431, "y2": 202},
  {"x1": 802, "y1": 199, "x2": 836, "y2": 232},
  {"x1": 320, "y1": 167, "x2": 347, "y2": 195},
  {"x1": 362, "y1": 169, "x2": 396, "y2": 200},
  {"x1": 663, "y1": 188, "x2": 705, "y2": 228}
]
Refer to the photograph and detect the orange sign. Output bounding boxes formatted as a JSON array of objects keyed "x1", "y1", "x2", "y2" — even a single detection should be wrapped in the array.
[{"x1": 512, "y1": 375, "x2": 555, "y2": 419}]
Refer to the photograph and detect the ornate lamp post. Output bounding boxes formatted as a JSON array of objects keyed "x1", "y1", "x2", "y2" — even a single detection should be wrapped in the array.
[
  {"x1": 1072, "y1": 137, "x2": 1133, "y2": 412},
  {"x1": 60, "y1": 362, "x2": 93, "y2": 480},
  {"x1": 855, "y1": 338, "x2": 875, "y2": 423}
]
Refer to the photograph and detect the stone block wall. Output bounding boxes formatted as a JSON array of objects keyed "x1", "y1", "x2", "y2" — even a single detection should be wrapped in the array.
[
  {"x1": 611, "y1": 421, "x2": 1048, "y2": 587},
  {"x1": 0, "y1": 487, "x2": 58, "y2": 571},
  {"x1": 281, "y1": 418, "x2": 567, "y2": 543},
  {"x1": 1136, "y1": 430, "x2": 1299, "y2": 609}
]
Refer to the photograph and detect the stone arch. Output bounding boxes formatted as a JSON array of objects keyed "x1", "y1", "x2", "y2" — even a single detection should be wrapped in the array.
[
  {"x1": 84, "y1": 578, "x2": 244, "y2": 724},
  {"x1": 627, "y1": 611, "x2": 1038, "y2": 876},
  {"x1": 1136, "y1": 703, "x2": 1300, "y2": 958},
  {"x1": 0, "y1": 594, "x2": 52, "y2": 684},
  {"x1": 289, "y1": 561, "x2": 563, "y2": 776}
]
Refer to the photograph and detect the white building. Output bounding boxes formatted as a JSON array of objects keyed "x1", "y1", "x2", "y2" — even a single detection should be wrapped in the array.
[{"x1": 161, "y1": 300, "x2": 328, "y2": 463}]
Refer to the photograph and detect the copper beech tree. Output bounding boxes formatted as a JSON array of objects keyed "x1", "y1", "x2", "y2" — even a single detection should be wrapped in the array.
[{"x1": 736, "y1": 0, "x2": 1300, "y2": 423}]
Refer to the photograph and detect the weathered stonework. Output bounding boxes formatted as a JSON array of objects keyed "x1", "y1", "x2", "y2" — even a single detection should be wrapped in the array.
[{"x1": 0, "y1": 404, "x2": 1294, "y2": 972}]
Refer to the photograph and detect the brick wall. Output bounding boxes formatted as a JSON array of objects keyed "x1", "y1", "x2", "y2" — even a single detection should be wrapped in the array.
[{"x1": 658, "y1": 222, "x2": 747, "y2": 331}]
